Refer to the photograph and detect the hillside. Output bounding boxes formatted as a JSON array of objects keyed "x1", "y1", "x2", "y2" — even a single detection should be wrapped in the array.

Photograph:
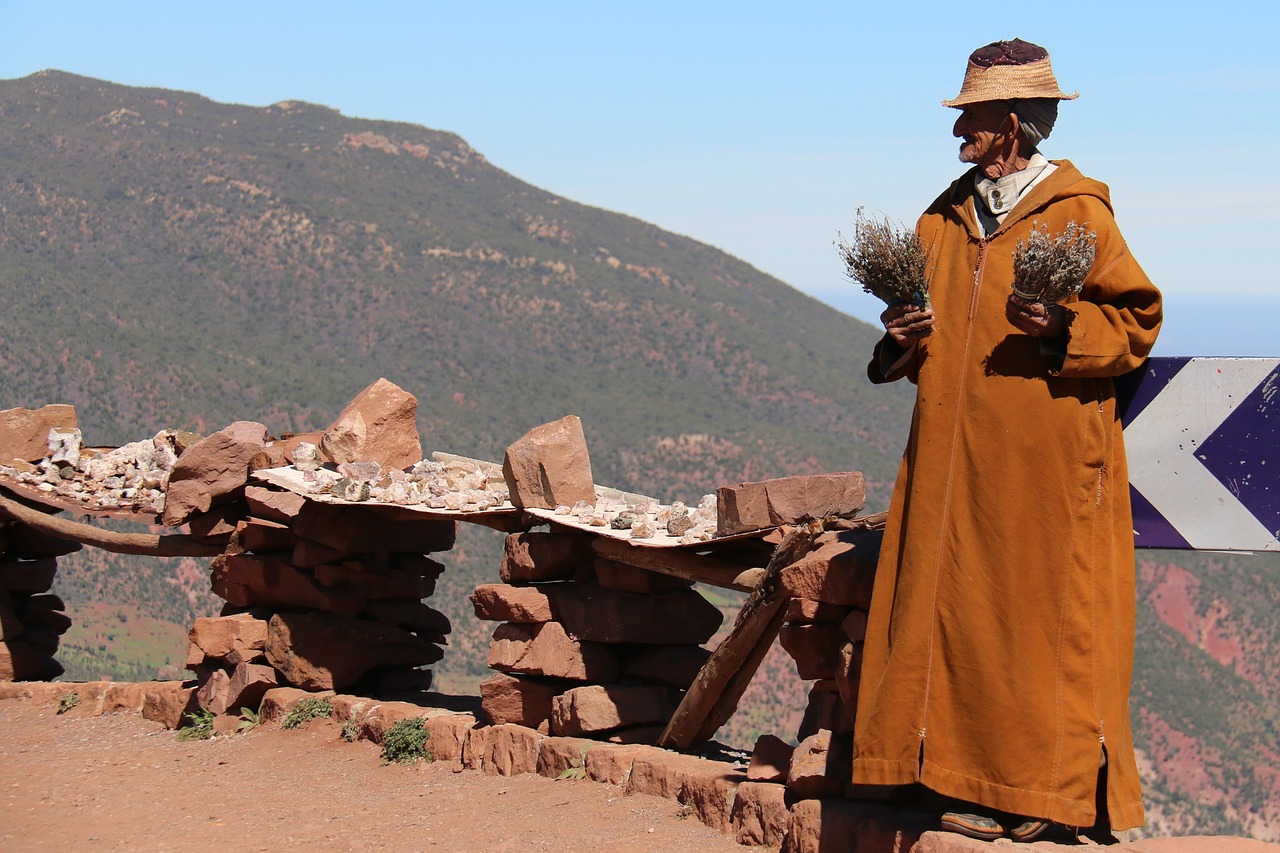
[
  {"x1": 2, "y1": 70, "x2": 1279, "y2": 841},
  {"x1": 0, "y1": 69, "x2": 910, "y2": 498}
]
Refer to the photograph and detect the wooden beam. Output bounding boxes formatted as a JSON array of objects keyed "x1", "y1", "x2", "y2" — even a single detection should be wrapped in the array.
[
  {"x1": 0, "y1": 488, "x2": 224, "y2": 557},
  {"x1": 657, "y1": 519, "x2": 825, "y2": 749}
]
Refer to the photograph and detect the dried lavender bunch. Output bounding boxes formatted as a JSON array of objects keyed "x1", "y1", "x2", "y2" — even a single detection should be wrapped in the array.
[
  {"x1": 836, "y1": 208, "x2": 930, "y2": 308},
  {"x1": 1011, "y1": 220, "x2": 1097, "y2": 304}
]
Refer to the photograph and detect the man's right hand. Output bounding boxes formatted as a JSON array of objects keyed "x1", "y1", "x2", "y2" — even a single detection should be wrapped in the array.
[{"x1": 881, "y1": 304, "x2": 935, "y2": 346}]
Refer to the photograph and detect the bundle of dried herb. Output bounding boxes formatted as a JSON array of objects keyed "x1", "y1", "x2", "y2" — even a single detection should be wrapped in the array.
[
  {"x1": 1011, "y1": 220, "x2": 1097, "y2": 304},
  {"x1": 836, "y1": 209, "x2": 931, "y2": 308}
]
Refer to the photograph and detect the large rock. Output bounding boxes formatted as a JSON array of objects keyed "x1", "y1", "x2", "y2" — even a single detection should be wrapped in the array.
[
  {"x1": 0, "y1": 404, "x2": 77, "y2": 464},
  {"x1": 141, "y1": 682, "x2": 199, "y2": 729},
  {"x1": 188, "y1": 613, "x2": 270, "y2": 663},
  {"x1": 0, "y1": 558, "x2": 57, "y2": 594},
  {"x1": 781, "y1": 799, "x2": 900, "y2": 853},
  {"x1": 482, "y1": 723, "x2": 546, "y2": 776},
  {"x1": 747, "y1": 734, "x2": 794, "y2": 782},
  {"x1": 265, "y1": 612, "x2": 442, "y2": 690},
  {"x1": 499, "y1": 531, "x2": 592, "y2": 582},
  {"x1": 243, "y1": 485, "x2": 307, "y2": 524},
  {"x1": 487, "y1": 621, "x2": 620, "y2": 682},
  {"x1": 550, "y1": 684, "x2": 678, "y2": 736},
  {"x1": 0, "y1": 639, "x2": 63, "y2": 681},
  {"x1": 225, "y1": 662, "x2": 279, "y2": 712},
  {"x1": 320, "y1": 378, "x2": 422, "y2": 470},
  {"x1": 622, "y1": 645, "x2": 710, "y2": 689},
  {"x1": 210, "y1": 554, "x2": 366, "y2": 616},
  {"x1": 717, "y1": 472, "x2": 866, "y2": 535},
  {"x1": 162, "y1": 421, "x2": 268, "y2": 526},
  {"x1": 312, "y1": 562, "x2": 434, "y2": 600},
  {"x1": 291, "y1": 501, "x2": 456, "y2": 554},
  {"x1": 779, "y1": 623, "x2": 846, "y2": 680},
  {"x1": 731, "y1": 781, "x2": 790, "y2": 847},
  {"x1": 787, "y1": 728, "x2": 850, "y2": 799},
  {"x1": 779, "y1": 529, "x2": 881, "y2": 606},
  {"x1": 361, "y1": 600, "x2": 451, "y2": 635},
  {"x1": 472, "y1": 582, "x2": 721, "y2": 645},
  {"x1": 479, "y1": 672, "x2": 563, "y2": 730},
  {"x1": 502, "y1": 415, "x2": 595, "y2": 510}
]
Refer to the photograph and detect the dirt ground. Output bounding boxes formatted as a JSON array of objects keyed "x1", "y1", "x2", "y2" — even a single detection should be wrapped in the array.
[{"x1": 0, "y1": 699, "x2": 756, "y2": 852}]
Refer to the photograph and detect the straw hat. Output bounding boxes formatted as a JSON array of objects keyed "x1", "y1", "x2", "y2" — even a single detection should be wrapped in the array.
[{"x1": 942, "y1": 39, "x2": 1078, "y2": 108}]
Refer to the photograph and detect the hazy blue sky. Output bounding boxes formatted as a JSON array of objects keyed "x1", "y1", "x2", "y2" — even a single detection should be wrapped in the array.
[{"x1": 3, "y1": 2, "x2": 1277, "y2": 355}]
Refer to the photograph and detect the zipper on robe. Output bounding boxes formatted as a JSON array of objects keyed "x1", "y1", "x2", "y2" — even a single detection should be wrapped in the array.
[{"x1": 968, "y1": 240, "x2": 988, "y2": 320}]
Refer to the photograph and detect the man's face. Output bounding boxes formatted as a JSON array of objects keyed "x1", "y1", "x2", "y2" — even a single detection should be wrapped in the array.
[{"x1": 952, "y1": 101, "x2": 1014, "y2": 166}]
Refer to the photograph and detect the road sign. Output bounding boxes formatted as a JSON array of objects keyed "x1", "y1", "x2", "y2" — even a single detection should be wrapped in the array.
[{"x1": 1117, "y1": 357, "x2": 1280, "y2": 552}]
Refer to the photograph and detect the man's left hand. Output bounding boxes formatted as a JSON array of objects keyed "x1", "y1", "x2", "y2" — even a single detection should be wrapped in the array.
[{"x1": 1006, "y1": 294, "x2": 1065, "y2": 338}]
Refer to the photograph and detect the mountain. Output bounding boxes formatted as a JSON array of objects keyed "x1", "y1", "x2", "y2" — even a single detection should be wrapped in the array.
[{"x1": 2, "y1": 70, "x2": 1278, "y2": 841}]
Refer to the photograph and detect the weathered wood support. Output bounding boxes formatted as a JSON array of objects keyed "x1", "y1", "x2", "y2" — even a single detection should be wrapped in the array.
[
  {"x1": 0, "y1": 489, "x2": 223, "y2": 557},
  {"x1": 657, "y1": 518, "x2": 825, "y2": 749}
]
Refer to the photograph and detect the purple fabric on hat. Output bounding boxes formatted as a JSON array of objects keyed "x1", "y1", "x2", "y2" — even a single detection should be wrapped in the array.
[{"x1": 969, "y1": 38, "x2": 1050, "y2": 68}]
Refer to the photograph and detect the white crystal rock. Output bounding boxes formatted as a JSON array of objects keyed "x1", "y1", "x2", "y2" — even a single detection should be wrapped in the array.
[
  {"x1": 630, "y1": 519, "x2": 656, "y2": 539},
  {"x1": 293, "y1": 442, "x2": 322, "y2": 471}
]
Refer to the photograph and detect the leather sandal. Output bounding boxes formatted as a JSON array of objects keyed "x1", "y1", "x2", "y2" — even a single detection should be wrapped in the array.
[
  {"x1": 1008, "y1": 817, "x2": 1050, "y2": 842},
  {"x1": 940, "y1": 810, "x2": 1005, "y2": 841}
]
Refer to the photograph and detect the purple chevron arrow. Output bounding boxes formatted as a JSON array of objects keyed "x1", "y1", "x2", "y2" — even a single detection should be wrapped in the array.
[{"x1": 1118, "y1": 357, "x2": 1280, "y2": 551}]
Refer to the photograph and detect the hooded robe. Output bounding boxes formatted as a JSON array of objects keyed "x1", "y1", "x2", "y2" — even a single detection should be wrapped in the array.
[{"x1": 851, "y1": 160, "x2": 1162, "y2": 830}]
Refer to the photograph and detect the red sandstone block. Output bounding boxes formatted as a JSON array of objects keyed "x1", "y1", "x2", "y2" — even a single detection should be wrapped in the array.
[
  {"x1": 784, "y1": 598, "x2": 850, "y2": 624},
  {"x1": 583, "y1": 743, "x2": 664, "y2": 785},
  {"x1": 748, "y1": 733, "x2": 794, "y2": 783},
  {"x1": 102, "y1": 682, "x2": 148, "y2": 715},
  {"x1": 622, "y1": 645, "x2": 710, "y2": 689},
  {"x1": 479, "y1": 672, "x2": 562, "y2": 730},
  {"x1": 781, "y1": 799, "x2": 896, "y2": 853},
  {"x1": 779, "y1": 529, "x2": 881, "y2": 606},
  {"x1": 142, "y1": 682, "x2": 199, "y2": 730},
  {"x1": 244, "y1": 486, "x2": 306, "y2": 524},
  {"x1": 788, "y1": 729, "x2": 851, "y2": 800},
  {"x1": 502, "y1": 415, "x2": 595, "y2": 510},
  {"x1": 717, "y1": 473, "x2": 866, "y2": 536},
  {"x1": 799, "y1": 680, "x2": 856, "y2": 740},
  {"x1": 487, "y1": 621, "x2": 620, "y2": 682},
  {"x1": 731, "y1": 781, "x2": 790, "y2": 847},
  {"x1": 779, "y1": 623, "x2": 845, "y2": 681},
  {"x1": 482, "y1": 723, "x2": 546, "y2": 776},
  {"x1": 550, "y1": 684, "x2": 678, "y2": 736},
  {"x1": 536, "y1": 735, "x2": 596, "y2": 779},
  {"x1": 499, "y1": 531, "x2": 592, "y2": 583},
  {"x1": 292, "y1": 500, "x2": 456, "y2": 554},
  {"x1": 424, "y1": 713, "x2": 476, "y2": 764},
  {"x1": 237, "y1": 518, "x2": 296, "y2": 554},
  {"x1": 258, "y1": 687, "x2": 330, "y2": 724}
]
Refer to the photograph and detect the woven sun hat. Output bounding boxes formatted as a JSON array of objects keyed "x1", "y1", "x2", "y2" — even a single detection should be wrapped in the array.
[{"x1": 942, "y1": 38, "x2": 1078, "y2": 108}]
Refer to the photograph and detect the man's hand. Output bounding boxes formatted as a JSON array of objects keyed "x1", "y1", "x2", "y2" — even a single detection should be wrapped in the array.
[
  {"x1": 1006, "y1": 294, "x2": 1065, "y2": 338},
  {"x1": 882, "y1": 304, "x2": 935, "y2": 346}
]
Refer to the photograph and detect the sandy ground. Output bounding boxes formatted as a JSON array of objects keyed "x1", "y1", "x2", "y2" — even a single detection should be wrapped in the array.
[{"x1": 0, "y1": 700, "x2": 755, "y2": 852}]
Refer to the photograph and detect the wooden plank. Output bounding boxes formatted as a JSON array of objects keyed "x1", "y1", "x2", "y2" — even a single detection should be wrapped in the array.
[{"x1": 657, "y1": 519, "x2": 825, "y2": 749}]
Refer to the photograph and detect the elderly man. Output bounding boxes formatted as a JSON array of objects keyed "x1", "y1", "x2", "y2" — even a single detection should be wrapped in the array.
[{"x1": 851, "y1": 39, "x2": 1162, "y2": 842}]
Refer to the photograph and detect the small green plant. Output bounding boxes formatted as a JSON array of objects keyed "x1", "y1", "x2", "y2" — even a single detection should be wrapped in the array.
[
  {"x1": 676, "y1": 800, "x2": 694, "y2": 820},
  {"x1": 556, "y1": 745, "x2": 590, "y2": 781},
  {"x1": 380, "y1": 718, "x2": 432, "y2": 764},
  {"x1": 281, "y1": 697, "x2": 333, "y2": 730},
  {"x1": 341, "y1": 717, "x2": 360, "y2": 743},
  {"x1": 56, "y1": 692, "x2": 80, "y2": 714},
  {"x1": 236, "y1": 705, "x2": 263, "y2": 733},
  {"x1": 176, "y1": 707, "x2": 217, "y2": 742}
]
